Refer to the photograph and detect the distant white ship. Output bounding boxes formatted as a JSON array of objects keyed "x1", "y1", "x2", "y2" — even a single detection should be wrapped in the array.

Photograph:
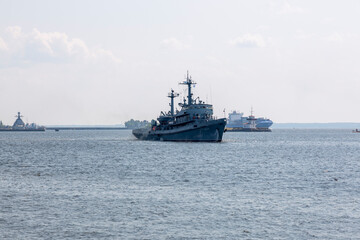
[{"x1": 226, "y1": 110, "x2": 273, "y2": 132}]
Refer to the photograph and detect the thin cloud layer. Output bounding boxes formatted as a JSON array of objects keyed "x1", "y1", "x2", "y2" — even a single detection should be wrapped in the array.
[
  {"x1": 269, "y1": 0, "x2": 304, "y2": 15},
  {"x1": 0, "y1": 37, "x2": 8, "y2": 51},
  {"x1": 325, "y1": 32, "x2": 344, "y2": 43},
  {"x1": 161, "y1": 37, "x2": 189, "y2": 50},
  {"x1": 278, "y1": 1, "x2": 304, "y2": 14},
  {"x1": 229, "y1": 34, "x2": 266, "y2": 48},
  {"x1": 0, "y1": 26, "x2": 121, "y2": 66}
]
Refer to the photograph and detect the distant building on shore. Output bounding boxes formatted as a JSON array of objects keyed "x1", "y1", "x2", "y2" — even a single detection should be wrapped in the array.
[{"x1": 125, "y1": 119, "x2": 151, "y2": 129}]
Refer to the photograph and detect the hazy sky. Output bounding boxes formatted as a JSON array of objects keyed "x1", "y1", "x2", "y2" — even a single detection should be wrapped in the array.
[{"x1": 1, "y1": 0, "x2": 360, "y2": 125}]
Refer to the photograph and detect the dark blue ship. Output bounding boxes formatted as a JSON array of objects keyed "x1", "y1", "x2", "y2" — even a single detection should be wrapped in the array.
[{"x1": 132, "y1": 72, "x2": 226, "y2": 142}]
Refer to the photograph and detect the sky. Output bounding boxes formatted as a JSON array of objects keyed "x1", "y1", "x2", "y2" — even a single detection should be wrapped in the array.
[{"x1": 1, "y1": 0, "x2": 360, "y2": 125}]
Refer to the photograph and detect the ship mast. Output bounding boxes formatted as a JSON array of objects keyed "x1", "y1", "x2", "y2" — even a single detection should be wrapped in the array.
[
  {"x1": 15, "y1": 112, "x2": 23, "y2": 120},
  {"x1": 180, "y1": 71, "x2": 196, "y2": 106},
  {"x1": 168, "y1": 89, "x2": 179, "y2": 116}
]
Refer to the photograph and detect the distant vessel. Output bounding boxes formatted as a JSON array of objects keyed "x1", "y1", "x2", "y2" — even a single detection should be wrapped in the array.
[
  {"x1": 0, "y1": 112, "x2": 45, "y2": 131},
  {"x1": 226, "y1": 109, "x2": 273, "y2": 132},
  {"x1": 352, "y1": 129, "x2": 360, "y2": 133},
  {"x1": 132, "y1": 72, "x2": 227, "y2": 142}
]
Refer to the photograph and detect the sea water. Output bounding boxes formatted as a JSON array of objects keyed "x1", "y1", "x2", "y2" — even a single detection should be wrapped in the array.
[{"x1": 0, "y1": 129, "x2": 359, "y2": 239}]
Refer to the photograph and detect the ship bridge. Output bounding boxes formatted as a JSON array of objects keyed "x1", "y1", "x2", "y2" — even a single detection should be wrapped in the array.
[{"x1": 176, "y1": 103, "x2": 214, "y2": 121}]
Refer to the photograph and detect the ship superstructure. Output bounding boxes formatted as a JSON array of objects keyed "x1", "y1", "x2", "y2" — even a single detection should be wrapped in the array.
[
  {"x1": 132, "y1": 72, "x2": 227, "y2": 142},
  {"x1": 13, "y1": 112, "x2": 26, "y2": 130}
]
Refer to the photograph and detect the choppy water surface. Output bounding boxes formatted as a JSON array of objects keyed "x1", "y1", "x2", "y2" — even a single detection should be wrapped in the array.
[{"x1": 0, "y1": 129, "x2": 359, "y2": 239}]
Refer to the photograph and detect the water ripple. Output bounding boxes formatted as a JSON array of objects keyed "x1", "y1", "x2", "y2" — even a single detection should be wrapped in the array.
[{"x1": 0, "y1": 129, "x2": 359, "y2": 239}]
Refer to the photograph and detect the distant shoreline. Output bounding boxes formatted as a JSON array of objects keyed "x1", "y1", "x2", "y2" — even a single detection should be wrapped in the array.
[
  {"x1": 272, "y1": 123, "x2": 360, "y2": 129},
  {"x1": 46, "y1": 127, "x2": 129, "y2": 130},
  {"x1": 42, "y1": 123, "x2": 360, "y2": 130}
]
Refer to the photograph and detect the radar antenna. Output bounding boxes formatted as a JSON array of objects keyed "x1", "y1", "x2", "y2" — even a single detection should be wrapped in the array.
[
  {"x1": 15, "y1": 112, "x2": 24, "y2": 120},
  {"x1": 179, "y1": 70, "x2": 196, "y2": 106}
]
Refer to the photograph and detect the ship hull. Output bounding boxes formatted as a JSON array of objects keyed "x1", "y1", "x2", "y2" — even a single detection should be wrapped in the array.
[
  {"x1": 227, "y1": 120, "x2": 273, "y2": 129},
  {"x1": 226, "y1": 127, "x2": 271, "y2": 132},
  {"x1": 256, "y1": 120, "x2": 273, "y2": 129},
  {"x1": 133, "y1": 119, "x2": 226, "y2": 142}
]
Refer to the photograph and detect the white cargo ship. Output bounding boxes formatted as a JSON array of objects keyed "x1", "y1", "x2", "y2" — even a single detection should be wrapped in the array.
[{"x1": 226, "y1": 110, "x2": 272, "y2": 132}]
